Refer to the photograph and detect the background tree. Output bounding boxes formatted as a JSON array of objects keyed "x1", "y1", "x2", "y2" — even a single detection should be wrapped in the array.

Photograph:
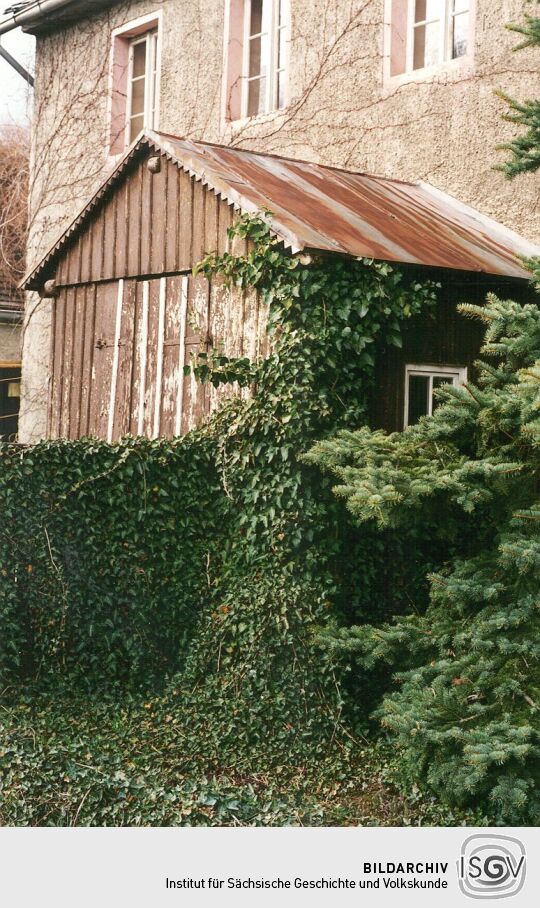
[
  {"x1": 497, "y1": 1, "x2": 540, "y2": 178},
  {"x1": 0, "y1": 124, "x2": 29, "y2": 300}
]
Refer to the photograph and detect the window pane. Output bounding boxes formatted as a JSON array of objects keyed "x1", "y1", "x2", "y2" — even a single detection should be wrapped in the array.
[
  {"x1": 413, "y1": 21, "x2": 440, "y2": 69},
  {"x1": 278, "y1": 0, "x2": 286, "y2": 26},
  {"x1": 408, "y1": 375, "x2": 429, "y2": 426},
  {"x1": 132, "y1": 40, "x2": 146, "y2": 78},
  {"x1": 250, "y1": 0, "x2": 262, "y2": 34},
  {"x1": 415, "y1": 0, "x2": 444, "y2": 23},
  {"x1": 130, "y1": 76, "x2": 145, "y2": 115},
  {"x1": 278, "y1": 25, "x2": 286, "y2": 70},
  {"x1": 249, "y1": 32, "x2": 269, "y2": 78},
  {"x1": 432, "y1": 374, "x2": 454, "y2": 411},
  {"x1": 452, "y1": 11, "x2": 469, "y2": 58},
  {"x1": 129, "y1": 114, "x2": 144, "y2": 142},
  {"x1": 248, "y1": 77, "x2": 266, "y2": 116},
  {"x1": 249, "y1": 35, "x2": 261, "y2": 76},
  {"x1": 453, "y1": 0, "x2": 468, "y2": 12},
  {"x1": 277, "y1": 70, "x2": 285, "y2": 108},
  {"x1": 250, "y1": 0, "x2": 271, "y2": 35}
]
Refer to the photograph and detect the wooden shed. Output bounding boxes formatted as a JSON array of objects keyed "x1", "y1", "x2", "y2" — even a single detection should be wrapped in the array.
[{"x1": 23, "y1": 130, "x2": 540, "y2": 439}]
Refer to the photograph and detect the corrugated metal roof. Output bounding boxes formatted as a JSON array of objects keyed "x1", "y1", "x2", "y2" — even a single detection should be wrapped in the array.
[{"x1": 23, "y1": 129, "x2": 540, "y2": 290}]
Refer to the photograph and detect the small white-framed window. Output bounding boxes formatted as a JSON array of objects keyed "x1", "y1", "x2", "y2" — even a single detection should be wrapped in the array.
[
  {"x1": 126, "y1": 30, "x2": 159, "y2": 144},
  {"x1": 108, "y1": 12, "x2": 161, "y2": 155},
  {"x1": 404, "y1": 363, "x2": 467, "y2": 427},
  {"x1": 242, "y1": 0, "x2": 288, "y2": 118},
  {"x1": 387, "y1": 0, "x2": 472, "y2": 79}
]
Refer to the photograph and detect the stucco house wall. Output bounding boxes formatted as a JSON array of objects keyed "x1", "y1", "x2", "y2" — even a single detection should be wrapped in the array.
[{"x1": 20, "y1": 0, "x2": 540, "y2": 442}]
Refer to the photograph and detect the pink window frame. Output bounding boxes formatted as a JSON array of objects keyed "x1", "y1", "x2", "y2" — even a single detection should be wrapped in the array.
[
  {"x1": 222, "y1": 0, "x2": 290, "y2": 125},
  {"x1": 108, "y1": 11, "x2": 162, "y2": 156},
  {"x1": 383, "y1": 0, "x2": 475, "y2": 87}
]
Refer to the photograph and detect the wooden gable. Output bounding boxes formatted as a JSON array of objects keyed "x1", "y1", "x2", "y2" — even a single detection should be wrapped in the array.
[
  {"x1": 53, "y1": 150, "x2": 236, "y2": 287},
  {"x1": 45, "y1": 149, "x2": 268, "y2": 442}
]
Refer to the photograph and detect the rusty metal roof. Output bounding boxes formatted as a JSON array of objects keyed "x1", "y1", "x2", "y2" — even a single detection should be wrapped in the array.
[{"x1": 23, "y1": 129, "x2": 540, "y2": 289}]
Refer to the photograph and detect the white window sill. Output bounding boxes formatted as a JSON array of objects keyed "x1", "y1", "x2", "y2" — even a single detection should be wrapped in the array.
[
  {"x1": 227, "y1": 107, "x2": 288, "y2": 133},
  {"x1": 383, "y1": 55, "x2": 475, "y2": 95}
]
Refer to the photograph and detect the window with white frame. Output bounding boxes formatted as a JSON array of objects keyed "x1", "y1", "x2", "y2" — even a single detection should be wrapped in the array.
[
  {"x1": 127, "y1": 30, "x2": 159, "y2": 143},
  {"x1": 388, "y1": 0, "x2": 472, "y2": 78},
  {"x1": 109, "y1": 14, "x2": 161, "y2": 155},
  {"x1": 240, "y1": 0, "x2": 288, "y2": 118},
  {"x1": 223, "y1": 0, "x2": 289, "y2": 122},
  {"x1": 404, "y1": 364, "x2": 467, "y2": 427}
]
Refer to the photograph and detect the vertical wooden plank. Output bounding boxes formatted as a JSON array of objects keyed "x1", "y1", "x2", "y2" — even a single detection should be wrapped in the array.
[
  {"x1": 102, "y1": 193, "x2": 116, "y2": 281},
  {"x1": 127, "y1": 164, "x2": 142, "y2": 277},
  {"x1": 165, "y1": 159, "x2": 179, "y2": 273},
  {"x1": 207, "y1": 275, "x2": 227, "y2": 415},
  {"x1": 79, "y1": 284, "x2": 96, "y2": 437},
  {"x1": 160, "y1": 275, "x2": 178, "y2": 439},
  {"x1": 80, "y1": 223, "x2": 92, "y2": 284},
  {"x1": 136, "y1": 280, "x2": 149, "y2": 435},
  {"x1": 204, "y1": 189, "x2": 219, "y2": 257},
  {"x1": 66, "y1": 235, "x2": 81, "y2": 286},
  {"x1": 257, "y1": 291, "x2": 270, "y2": 359},
  {"x1": 150, "y1": 158, "x2": 167, "y2": 275},
  {"x1": 59, "y1": 288, "x2": 75, "y2": 438},
  {"x1": 69, "y1": 285, "x2": 86, "y2": 438},
  {"x1": 152, "y1": 277, "x2": 166, "y2": 437},
  {"x1": 89, "y1": 282, "x2": 117, "y2": 438},
  {"x1": 191, "y1": 178, "x2": 206, "y2": 267},
  {"x1": 182, "y1": 274, "x2": 209, "y2": 432},
  {"x1": 46, "y1": 294, "x2": 56, "y2": 437},
  {"x1": 225, "y1": 278, "x2": 244, "y2": 358},
  {"x1": 107, "y1": 279, "x2": 124, "y2": 442},
  {"x1": 242, "y1": 288, "x2": 259, "y2": 361},
  {"x1": 112, "y1": 279, "x2": 136, "y2": 439},
  {"x1": 91, "y1": 209, "x2": 105, "y2": 283},
  {"x1": 178, "y1": 170, "x2": 194, "y2": 270},
  {"x1": 172, "y1": 275, "x2": 188, "y2": 437},
  {"x1": 49, "y1": 290, "x2": 66, "y2": 438},
  {"x1": 57, "y1": 245, "x2": 69, "y2": 286},
  {"x1": 115, "y1": 177, "x2": 128, "y2": 280},
  {"x1": 143, "y1": 278, "x2": 160, "y2": 436},
  {"x1": 129, "y1": 281, "x2": 145, "y2": 435},
  {"x1": 202, "y1": 191, "x2": 221, "y2": 420},
  {"x1": 240, "y1": 286, "x2": 259, "y2": 402},
  {"x1": 158, "y1": 276, "x2": 185, "y2": 438},
  {"x1": 217, "y1": 199, "x2": 233, "y2": 255},
  {"x1": 140, "y1": 162, "x2": 153, "y2": 276}
]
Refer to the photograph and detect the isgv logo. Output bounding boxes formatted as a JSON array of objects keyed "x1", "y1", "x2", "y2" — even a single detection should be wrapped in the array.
[{"x1": 458, "y1": 834, "x2": 526, "y2": 900}]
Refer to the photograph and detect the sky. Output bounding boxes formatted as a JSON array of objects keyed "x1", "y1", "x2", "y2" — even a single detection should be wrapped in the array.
[{"x1": 0, "y1": 27, "x2": 35, "y2": 126}]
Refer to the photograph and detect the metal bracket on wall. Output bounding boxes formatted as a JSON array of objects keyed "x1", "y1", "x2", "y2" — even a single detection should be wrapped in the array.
[{"x1": 0, "y1": 40, "x2": 34, "y2": 86}]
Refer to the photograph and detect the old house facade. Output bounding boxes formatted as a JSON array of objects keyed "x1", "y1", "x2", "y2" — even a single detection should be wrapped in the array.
[{"x1": 0, "y1": 0, "x2": 538, "y2": 440}]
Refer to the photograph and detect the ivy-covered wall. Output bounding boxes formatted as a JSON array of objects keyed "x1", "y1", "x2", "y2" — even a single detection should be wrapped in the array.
[{"x1": 0, "y1": 219, "x2": 447, "y2": 825}]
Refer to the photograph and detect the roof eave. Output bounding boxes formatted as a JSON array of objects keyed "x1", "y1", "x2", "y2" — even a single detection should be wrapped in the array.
[
  {"x1": 0, "y1": 0, "x2": 120, "y2": 35},
  {"x1": 21, "y1": 129, "x2": 540, "y2": 290}
]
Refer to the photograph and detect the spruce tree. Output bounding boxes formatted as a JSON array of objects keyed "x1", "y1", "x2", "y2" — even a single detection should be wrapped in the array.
[
  {"x1": 307, "y1": 5, "x2": 540, "y2": 824},
  {"x1": 496, "y1": 2, "x2": 540, "y2": 178},
  {"x1": 307, "y1": 297, "x2": 540, "y2": 822}
]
